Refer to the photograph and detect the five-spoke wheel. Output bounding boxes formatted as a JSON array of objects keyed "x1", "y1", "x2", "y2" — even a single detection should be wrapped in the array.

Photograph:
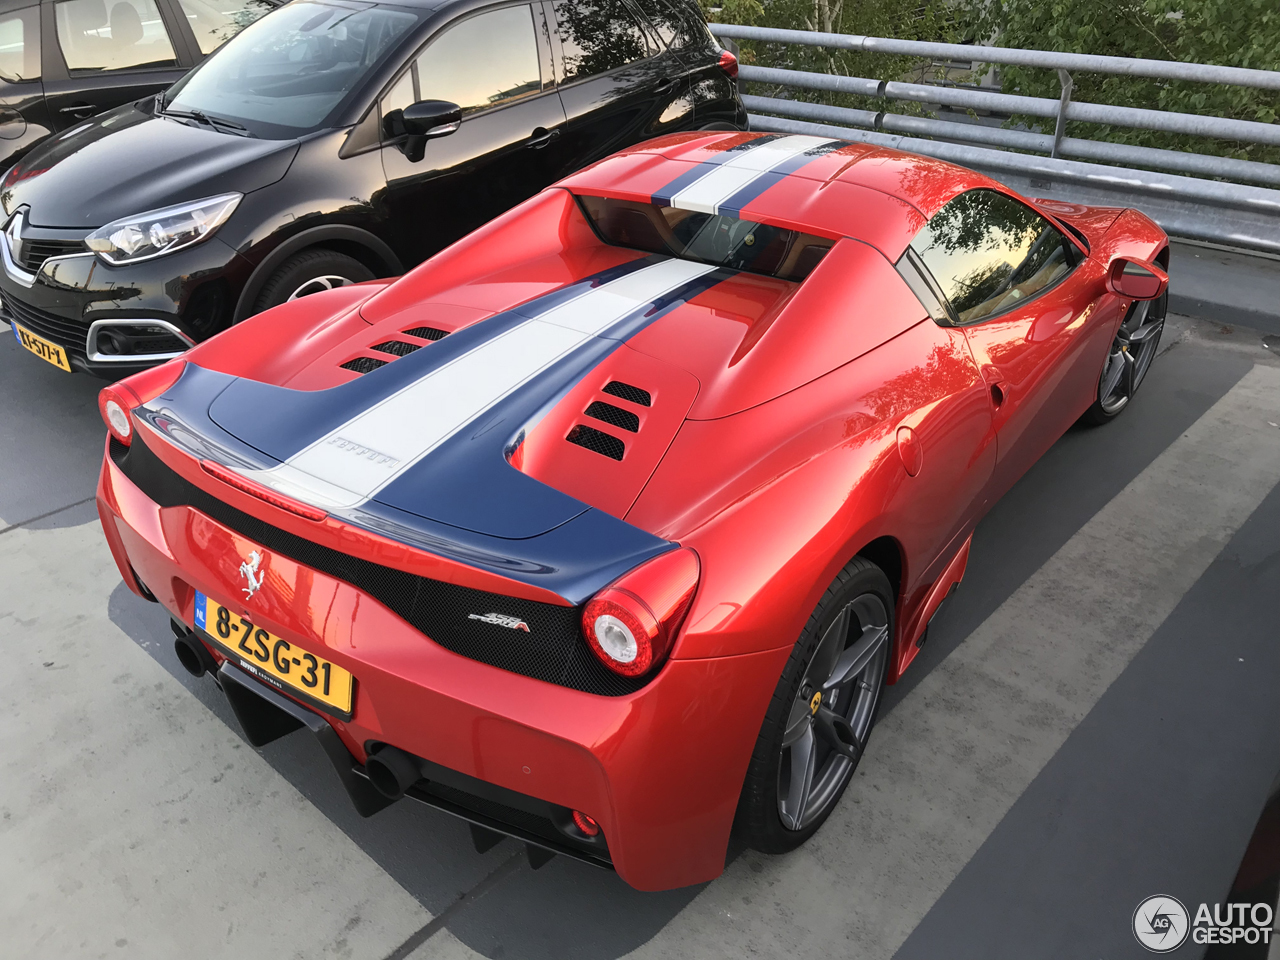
[{"x1": 1083, "y1": 289, "x2": 1166, "y2": 424}]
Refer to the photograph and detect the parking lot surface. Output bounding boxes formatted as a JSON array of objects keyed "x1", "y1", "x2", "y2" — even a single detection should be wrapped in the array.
[{"x1": 3, "y1": 242, "x2": 1279, "y2": 959}]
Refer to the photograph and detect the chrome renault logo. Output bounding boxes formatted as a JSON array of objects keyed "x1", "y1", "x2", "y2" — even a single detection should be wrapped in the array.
[{"x1": 239, "y1": 550, "x2": 265, "y2": 600}]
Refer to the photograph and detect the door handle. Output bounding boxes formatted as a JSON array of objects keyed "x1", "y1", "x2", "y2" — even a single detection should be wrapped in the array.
[
  {"x1": 59, "y1": 103, "x2": 97, "y2": 115},
  {"x1": 526, "y1": 127, "x2": 561, "y2": 150}
]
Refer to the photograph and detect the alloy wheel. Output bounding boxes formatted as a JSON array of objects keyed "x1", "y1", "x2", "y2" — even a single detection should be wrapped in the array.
[
  {"x1": 1098, "y1": 295, "x2": 1166, "y2": 415},
  {"x1": 287, "y1": 275, "x2": 354, "y2": 301},
  {"x1": 777, "y1": 592, "x2": 889, "y2": 831}
]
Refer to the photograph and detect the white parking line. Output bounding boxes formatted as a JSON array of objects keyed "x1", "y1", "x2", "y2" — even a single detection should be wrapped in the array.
[
  {"x1": 614, "y1": 363, "x2": 1280, "y2": 960},
  {"x1": 0, "y1": 523, "x2": 432, "y2": 958}
]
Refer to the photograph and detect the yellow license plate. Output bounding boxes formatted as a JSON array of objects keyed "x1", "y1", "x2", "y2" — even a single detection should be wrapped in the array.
[
  {"x1": 12, "y1": 322, "x2": 71, "y2": 372},
  {"x1": 194, "y1": 591, "x2": 355, "y2": 718}
]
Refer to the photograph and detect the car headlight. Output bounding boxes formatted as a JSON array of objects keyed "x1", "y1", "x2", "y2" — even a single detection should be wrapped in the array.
[{"x1": 86, "y1": 193, "x2": 241, "y2": 265}]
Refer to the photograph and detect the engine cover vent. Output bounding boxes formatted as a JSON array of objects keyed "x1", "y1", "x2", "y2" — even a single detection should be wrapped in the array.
[
  {"x1": 340, "y1": 356, "x2": 388, "y2": 374},
  {"x1": 584, "y1": 401, "x2": 639, "y2": 433},
  {"x1": 403, "y1": 326, "x2": 449, "y2": 341},
  {"x1": 601, "y1": 381, "x2": 651, "y2": 407},
  {"x1": 372, "y1": 340, "x2": 420, "y2": 357},
  {"x1": 566, "y1": 424, "x2": 625, "y2": 461}
]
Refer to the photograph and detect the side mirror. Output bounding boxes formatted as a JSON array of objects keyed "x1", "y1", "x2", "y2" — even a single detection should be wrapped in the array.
[
  {"x1": 1106, "y1": 257, "x2": 1168, "y2": 301},
  {"x1": 384, "y1": 100, "x2": 461, "y2": 162}
]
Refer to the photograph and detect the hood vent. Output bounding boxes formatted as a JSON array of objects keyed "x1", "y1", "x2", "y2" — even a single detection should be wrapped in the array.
[
  {"x1": 372, "y1": 339, "x2": 420, "y2": 356},
  {"x1": 403, "y1": 326, "x2": 448, "y2": 341},
  {"x1": 341, "y1": 356, "x2": 388, "y2": 374},
  {"x1": 602, "y1": 381, "x2": 650, "y2": 406},
  {"x1": 584, "y1": 401, "x2": 639, "y2": 433},
  {"x1": 566, "y1": 424, "x2": 625, "y2": 461}
]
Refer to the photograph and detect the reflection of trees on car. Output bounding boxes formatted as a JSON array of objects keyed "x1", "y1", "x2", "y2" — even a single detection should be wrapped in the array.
[{"x1": 553, "y1": 0, "x2": 647, "y2": 79}]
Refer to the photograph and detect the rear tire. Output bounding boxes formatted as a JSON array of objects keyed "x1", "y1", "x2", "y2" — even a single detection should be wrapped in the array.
[
  {"x1": 253, "y1": 249, "x2": 375, "y2": 313},
  {"x1": 735, "y1": 557, "x2": 893, "y2": 854}
]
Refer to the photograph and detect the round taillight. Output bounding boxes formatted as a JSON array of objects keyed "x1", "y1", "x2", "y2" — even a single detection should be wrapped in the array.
[
  {"x1": 572, "y1": 810, "x2": 600, "y2": 837},
  {"x1": 98, "y1": 388, "x2": 134, "y2": 445},
  {"x1": 583, "y1": 596, "x2": 655, "y2": 676},
  {"x1": 580, "y1": 548, "x2": 700, "y2": 678}
]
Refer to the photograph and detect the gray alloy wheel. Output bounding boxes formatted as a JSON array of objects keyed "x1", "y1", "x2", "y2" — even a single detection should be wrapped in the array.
[
  {"x1": 253, "y1": 248, "x2": 376, "y2": 314},
  {"x1": 1084, "y1": 290, "x2": 1166, "y2": 424},
  {"x1": 287, "y1": 275, "x2": 355, "y2": 300},
  {"x1": 777, "y1": 592, "x2": 890, "y2": 830}
]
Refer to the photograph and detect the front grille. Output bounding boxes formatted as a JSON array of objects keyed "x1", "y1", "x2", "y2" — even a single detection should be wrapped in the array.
[
  {"x1": 113, "y1": 436, "x2": 650, "y2": 696},
  {"x1": 20, "y1": 238, "x2": 84, "y2": 274},
  {"x1": 584, "y1": 401, "x2": 639, "y2": 433},
  {"x1": 566, "y1": 424, "x2": 625, "y2": 460},
  {"x1": 2, "y1": 293, "x2": 86, "y2": 358}
]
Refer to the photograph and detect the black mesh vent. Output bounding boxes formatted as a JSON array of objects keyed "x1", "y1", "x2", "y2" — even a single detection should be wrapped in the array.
[
  {"x1": 601, "y1": 381, "x2": 651, "y2": 406},
  {"x1": 372, "y1": 340, "x2": 420, "y2": 357},
  {"x1": 340, "y1": 356, "x2": 388, "y2": 374},
  {"x1": 584, "y1": 401, "x2": 639, "y2": 433},
  {"x1": 403, "y1": 326, "x2": 449, "y2": 341},
  {"x1": 566, "y1": 425, "x2": 625, "y2": 461},
  {"x1": 112, "y1": 437, "x2": 649, "y2": 696}
]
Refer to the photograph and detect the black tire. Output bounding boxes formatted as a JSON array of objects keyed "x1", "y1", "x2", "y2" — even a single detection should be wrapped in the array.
[
  {"x1": 1081, "y1": 289, "x2": 1167, "y2": 425},
  {"x1": 735, "y1": 557, "x2": 894, "y2": 853},
  {"x1": 253, "y1": 249, "x2": 375, "y2": 313}
]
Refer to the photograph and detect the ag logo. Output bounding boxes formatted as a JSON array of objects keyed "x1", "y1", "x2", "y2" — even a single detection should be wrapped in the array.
[{"x1": 1134, "y1": 895, "x2": 1190, "y2": 953}]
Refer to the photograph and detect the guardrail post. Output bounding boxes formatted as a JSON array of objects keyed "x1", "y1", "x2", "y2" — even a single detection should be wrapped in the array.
[{"x1": 1052, "y1": 69, "x2": 1073, "y2": 159}]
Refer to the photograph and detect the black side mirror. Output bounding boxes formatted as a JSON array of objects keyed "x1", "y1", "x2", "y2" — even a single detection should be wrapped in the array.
[{"x1": 385, "y1": 100, "x2": 461, "y2": 162}]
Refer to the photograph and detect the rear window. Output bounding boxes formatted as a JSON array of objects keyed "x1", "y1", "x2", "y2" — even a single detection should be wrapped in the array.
[{"x1": 577, "y1": 195, "x2": 833, "y2": 282}]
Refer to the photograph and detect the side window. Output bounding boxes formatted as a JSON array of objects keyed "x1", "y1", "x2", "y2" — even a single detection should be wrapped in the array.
[
  {"x1": 173, "y1": 0, "x2": 276, "y2": 56},
  {"x1": 54, "y1": 0, "x2": 177, "y2": 72},
  {"x1": 0, "y1": 6, "x2": 40, "y2": 82},
  {"x1": 405, "y1": 6, "x2": 541, "y2": 116},
  {"x1": 553, "y1": 0, "x2": 651, "y2": 82},
  {"x1": 643, "y1": 0, "x2": 707, "y2": 51},
  {"x1": 911, "y1": 189, "x2": 1079, "y2": 325}
]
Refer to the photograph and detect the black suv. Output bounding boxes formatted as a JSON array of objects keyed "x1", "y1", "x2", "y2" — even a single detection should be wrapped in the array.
[
  {"x1": 0, "y1": 0, "x2": 278, "y2": 169},
  {"x1": 0, "y1": 0, "x2": 744, "y2": 376}
]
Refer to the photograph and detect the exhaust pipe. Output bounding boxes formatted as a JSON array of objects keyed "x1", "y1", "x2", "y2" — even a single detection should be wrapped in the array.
[
  {"x1": 172, "y1": 620, "x2": 217, "y2": 677},
  {"x1": 365, "y1": 745, "x2": 423, "y2": 799}
]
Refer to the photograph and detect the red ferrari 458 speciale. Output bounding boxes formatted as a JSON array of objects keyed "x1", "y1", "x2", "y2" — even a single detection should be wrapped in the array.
[{"x1": 96, "y1": 131, "x2": 1170, "y2": 891}]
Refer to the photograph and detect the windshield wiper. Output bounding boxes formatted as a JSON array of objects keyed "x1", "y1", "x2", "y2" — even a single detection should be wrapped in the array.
[{"x1": 160, "y1": 107, "x2": 254, "y2": 137}]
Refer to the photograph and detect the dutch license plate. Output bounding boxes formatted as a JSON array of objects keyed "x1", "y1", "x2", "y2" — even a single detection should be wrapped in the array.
[
  {"x1": 194, "y1": 591, "x2": 355, "y2": 717},
  {"x1": 12, "y1": 321, "x2": 71, "y2": 372}
]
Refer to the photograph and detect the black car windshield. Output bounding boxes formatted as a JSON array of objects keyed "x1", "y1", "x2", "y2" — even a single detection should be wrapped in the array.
[
  {"x1": 162, "y1": 0, "x2": 419, "y2": 139},
  {"x1": 577, "y1": 195, "x2": 835, "y2": 282}
]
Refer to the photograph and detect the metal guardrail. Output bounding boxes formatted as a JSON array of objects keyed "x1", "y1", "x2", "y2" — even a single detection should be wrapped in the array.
[{"x1": 710, "y1": 23, "x2": 1280, "y2": 253}]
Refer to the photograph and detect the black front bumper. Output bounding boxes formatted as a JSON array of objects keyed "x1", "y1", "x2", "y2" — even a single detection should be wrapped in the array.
[{"x1": 0, "y1": 231, "x2": 250, "y2": 378}]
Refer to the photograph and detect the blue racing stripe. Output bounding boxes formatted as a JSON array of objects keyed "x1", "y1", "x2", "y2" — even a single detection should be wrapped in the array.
[
  {"x1": 651, "y1": 134, "x2": 782, "y2": 206},
  {"x1": 716, "y1": 142, "x2": 846, "y2": 218}
]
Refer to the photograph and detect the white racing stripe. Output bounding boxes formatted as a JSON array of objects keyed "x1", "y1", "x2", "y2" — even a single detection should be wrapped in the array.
[
  {"x1": 668, "y1": 135, "x2": 836, "y2": 215},
  {"x1": 247, "y1": 258, "x2": 719, "y2": 509}
]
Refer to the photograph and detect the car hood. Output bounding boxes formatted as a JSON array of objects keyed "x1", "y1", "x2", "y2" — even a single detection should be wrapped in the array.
[{"x1": 2, "y1": 103, "x2": 299, "y2": 228}]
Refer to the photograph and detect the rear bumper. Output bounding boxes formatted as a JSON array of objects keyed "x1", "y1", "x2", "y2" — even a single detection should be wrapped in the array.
[{"x1": 96, "y1": 441, "x2": 787, "y2": 891}]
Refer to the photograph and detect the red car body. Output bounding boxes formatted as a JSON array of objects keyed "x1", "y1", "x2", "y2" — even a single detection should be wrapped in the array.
[{"x1": 95, "y1": 131, "x2": 1168, "y2": 890}]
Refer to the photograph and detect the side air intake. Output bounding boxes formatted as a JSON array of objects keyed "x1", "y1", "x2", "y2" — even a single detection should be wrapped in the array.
[
  {"x1": 566, "y1": 425, "x2": 625, "y2": 461},
  {"x1": 372, "y1": 340, "x2": 420, "y2": 356},
  {"x1": 602, "y1": 381, "x2": 651, "y2": 406},
  {"x1": 403, "y1": 326, "x2": 449, "y2": 341}
]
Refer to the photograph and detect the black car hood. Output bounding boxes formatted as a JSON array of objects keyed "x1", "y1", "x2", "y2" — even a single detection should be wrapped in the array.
[{"x1": 2, "y1": 103, "x2": 299, "y2": 228}]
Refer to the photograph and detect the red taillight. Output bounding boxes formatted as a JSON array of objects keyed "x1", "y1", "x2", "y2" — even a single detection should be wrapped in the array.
[
  {"x1": 98, "y1": 359, "x2": 186, "y2": 446},
  {"x1": 581, "y1": 547, "x2": 699, "y2": 677},
  {"x1": 572, "y1": 810, "x2": 600, "y2": 837},
  {"x1": 199, "y1": 460, "x2": 329, "y2": 522},
  {"x1": 717, "y1": 49, "x2": 739, "y2": 79}
]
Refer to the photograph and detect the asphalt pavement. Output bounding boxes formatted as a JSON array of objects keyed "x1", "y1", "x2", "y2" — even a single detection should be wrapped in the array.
[{"x1": 2, "y1": 245, "x2": 1279, "y2": 960}]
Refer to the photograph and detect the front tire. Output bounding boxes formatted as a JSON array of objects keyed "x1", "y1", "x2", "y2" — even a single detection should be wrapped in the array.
[
  {"x1": 254, "y1": 249, "x2": 375, "y2": 313},
  {"x1": 735, "y1": 557, "x2": 893, "y2": 853},
  {"x1": 1081, "y1": 289, "x2": 1166, "y2": 425}
]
